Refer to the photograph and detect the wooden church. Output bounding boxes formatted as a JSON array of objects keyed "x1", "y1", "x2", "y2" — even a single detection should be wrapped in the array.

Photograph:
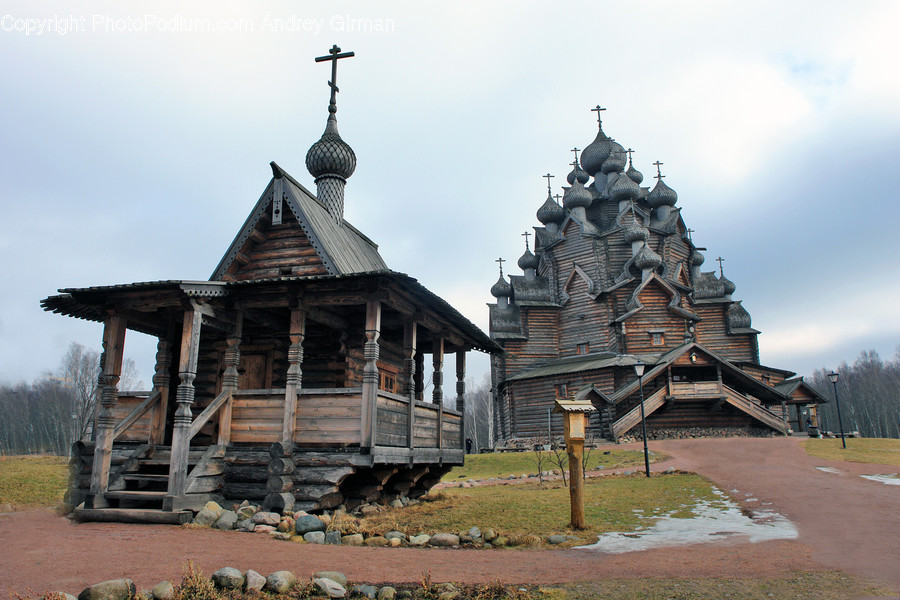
[
  {"x1": 488, "y1": 106, "x2": 826, "y2": 443},
  {"x1": 42, "y1": 46, "x2": 498, "y2": 523}
]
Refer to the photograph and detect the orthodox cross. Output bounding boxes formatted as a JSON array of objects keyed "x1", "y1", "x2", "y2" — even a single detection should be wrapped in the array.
[
  {"x1": 591, "y1": 105, "x2": 606, "y2": 126},
  {"x1": 653, "y1": 160, "x2": 665, "y2": 179},
  {"x1": 716, "y1": 256, "x2": 725, "y2": 276},
  {"x1": 571, "y1": 147, "x2": 580, "y2": 164},
  {"x1": 626, "y1": 148, "x2": 635, "y2": 166},
  {"x1": 522, "y1": 231, "x2": 531, "y2": 250},
  {"x1": 495, "y1": 257, "x2": 506, "y2": 276},
  {"x1": 685, "y1": 227, "x2": 695, "y2": 241},
  {"x1": 315, "y1": 44, "x2": 355, "y2": 112},
  {"x1": 543, "y1": 173, "x2": 554, "y2": 195},
  {"x1": 553, "y1": 193, "x2": 562, "y2": 205}
]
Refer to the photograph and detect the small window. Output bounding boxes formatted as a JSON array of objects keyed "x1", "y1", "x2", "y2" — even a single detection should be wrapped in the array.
[
  {"x1": 377, "y1": 362, "x2": 399, "y2": 393},
  {"x1": 576, "y1": 342, "x2": 590, "y2": 355},
  {"x1": 555, "y1": 384, "x2": 568, "y2": 398},
  {"x1": 649, "y1": 330, "x2": 665, "y2": 346},
  {"x1": 762, "y1": 375, "x2": 771, "y2": 386}
]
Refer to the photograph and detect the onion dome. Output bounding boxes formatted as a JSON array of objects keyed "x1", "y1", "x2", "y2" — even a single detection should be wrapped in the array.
[
  {"x1": 626, "y1": 159, "x2": 643, "y2": 184},
  {"x1": 624, "y1": 218, "x2": 650, "y2": 244},
  {"x1": 720, "y1": 274, "x2": 736, "y2": 296},
  {"x1": 691, "y1": 251, "x2": 705, "y2": 267},
  {"x1": 602, "y1": 141, "x2": 627, "y2": 174},
  {"x1": 647, "y1": 178, "x2": 678, "y2": 209},
  {"x1": 634, "y1": 245, "x2": 663, "y2": 271},
  {"x1": 581, "y1": 126, "x2": 612, "y2": 175},
  {"x1": 306, "y1": 117, "x2": 357, "y2": 180},
  {"x1": 537, "y1": 194, "x2": 565, "y2": 224},
  {"x1": 490, "y1": 274, "x2": 511, "y2": 298},
  {"x1": 567, "y1": 162, "x2": 590, "y2": 185},
  {"x1": 609, "y1": 170, "x2": 641, "y2": 203},
  {"x1": 563, "y1": 178, "x2": 592, "y2": 210},
  {"x1": 727, "y1": 302, "x2": 752, "y2": 329},
  {"x1": 518, "y1": 248, "x2": 539, "y2": 271}
]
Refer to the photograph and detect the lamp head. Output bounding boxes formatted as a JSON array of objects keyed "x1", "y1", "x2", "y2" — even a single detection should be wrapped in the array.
[
  {"x1": 827, "y1": 371, "x2": 839, "y2": 384},
  {"x1": 634, "y1": 360, "x2": 646, "y2": 378}
]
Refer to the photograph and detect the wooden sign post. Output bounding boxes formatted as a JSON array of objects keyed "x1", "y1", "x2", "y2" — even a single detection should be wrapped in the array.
[{"x1": 554, "y1": 399, "x2": 596, "y2": 530}]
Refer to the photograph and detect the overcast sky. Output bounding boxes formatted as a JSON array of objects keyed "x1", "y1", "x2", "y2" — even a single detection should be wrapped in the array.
[{"x1": 1, "y1": 1, "x2": 898, "y2": 388}]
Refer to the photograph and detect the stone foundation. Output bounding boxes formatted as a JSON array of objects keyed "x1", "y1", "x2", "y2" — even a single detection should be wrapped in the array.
[{"x1": 619, "y1": 426, "x2": 781, "y2": 443}]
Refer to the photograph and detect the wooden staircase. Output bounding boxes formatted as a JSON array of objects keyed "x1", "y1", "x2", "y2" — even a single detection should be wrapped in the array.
[
  {"x1": 611, "y1": 387, "x2": 668, "y2": 440},
  {"x1": 722, "y1": 385, "x2": 788, "y2": 434},
  {"x1": 73, "y1": 445, "x2": 216, "y2": 524}
]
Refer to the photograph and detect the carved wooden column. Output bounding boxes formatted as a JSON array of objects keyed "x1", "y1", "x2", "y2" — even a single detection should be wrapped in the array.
[
  {"x1": 414, "y1": 350, "x2": 425, "y2": 402},
  {"x1": 149, "y1": 337, "x2": 173, "y2": 445},
  {"x1": 403, "y1": 319, "x2": 417, "y2": 450},
  {"x1": 282, "y1": 309, "x2": 305, "y2": 445},
  {"x1": 360, "y1": 300, "x2": 381, "y2": 449},
  {"x1": 88, "y1": 315, "x2": 127, "y2": 505},
  {"x1": 432, "y1": 337, "x2": 444, "y2": 449},
  {"x1": 218, "y1": 312, "x2": 243, "y2": 445},
  {"x1": 456, "y1": 350, "x2": 466, "y2": 451},
  {"x1": 166, "y1": 308, "x2": 203, "y2": 501}
]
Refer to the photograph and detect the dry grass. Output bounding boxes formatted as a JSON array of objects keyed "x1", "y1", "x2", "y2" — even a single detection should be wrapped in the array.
[
  {"x1": 444, "y1": 448, "x2": 665, "y2": 482},
  {"x1": 348, "y1": 472, "x2": 718, "y2": 545},
  {"x1": 804, "y1": 437, "x2": 900, "y2": 466},
  {"x1": 0, "y1": 455, "x2": 69, "y2": 508}
]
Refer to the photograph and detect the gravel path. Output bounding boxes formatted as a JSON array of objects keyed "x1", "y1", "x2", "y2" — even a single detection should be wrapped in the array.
[{"x1": 0, "y1": 437, "x2": 897, "y2": 598}]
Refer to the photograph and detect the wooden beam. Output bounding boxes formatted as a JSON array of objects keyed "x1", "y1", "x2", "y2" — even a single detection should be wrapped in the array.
[
  {"x1": 150, "y1": 335, "x2": 173, "y2": 445},
  {"x1": 283, "y1": 309, "x2": 306, "y2": 444},
  {"x1": 88, "y1": 314, "x2": 127, "y2": 500},
  {"x1": 218, "y1": 312, "x2": 243, "y2": 445},
  {"x1": 167, "y1": 309, "x2": 202, "y2": 499},
  {"x1": 433, "y1": 337, "x2": 444, "y2": 450},
  {"x1": 360, "y1": 300, "x2": 381, "y2": 449},
  {"x1": 456, "y1": 350, "x2": 466, "y2": 452},
  {"x1": 403, "y1": 319, "x2": 417, "y2": 450}
]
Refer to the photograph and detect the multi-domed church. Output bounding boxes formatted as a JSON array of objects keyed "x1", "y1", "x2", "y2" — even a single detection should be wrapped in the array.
[{"x1": 488, "y1": 107, "x2": 825, "y2": 443}]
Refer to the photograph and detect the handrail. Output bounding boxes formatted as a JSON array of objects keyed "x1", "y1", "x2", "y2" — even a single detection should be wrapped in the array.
[
  {"x1": 113, "y1": 390, "x2": 161, "y2": 441},
  {"x1": 188, "y1": 390, "x2": 231, "y2": 440},
  {"x1": 722, "y1": 385, "x2": 787, "y2": 433},
  {"x1": 611, "y1": 387, "x2": 667, "y2": 439}
]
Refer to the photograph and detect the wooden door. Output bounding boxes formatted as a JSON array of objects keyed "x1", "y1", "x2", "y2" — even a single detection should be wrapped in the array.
[{"x1": 239, "y1": 352, "x2": 270, "y2": 390}]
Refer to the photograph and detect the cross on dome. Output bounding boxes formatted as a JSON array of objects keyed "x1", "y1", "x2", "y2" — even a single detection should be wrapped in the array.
[
  {"x1": 522, "y1": 231, "x2": 531, "y2": 250},
  {"x1": 315, "y1": 44, "x2": 355, "y2": 114},
  {"x1": 653, "y1": 160, "x2": 665, "y2": 179},
  {"x1": 542, "y1": 173, "x2": 555, "y2": 195},
  {"x1": 716, "y1": 256, "x2": 725, "y2": 276},
  {"x1": 495, "y1": 257, "x2": 506, "y2": 276},
  {"x1": 591, "y1": 105, "x2": 606, "y2": 126}
]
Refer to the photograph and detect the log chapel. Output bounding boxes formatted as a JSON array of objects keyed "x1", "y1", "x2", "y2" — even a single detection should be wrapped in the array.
[{"x1": 488, "y1": 107, "x2": 826, "y2": 444}]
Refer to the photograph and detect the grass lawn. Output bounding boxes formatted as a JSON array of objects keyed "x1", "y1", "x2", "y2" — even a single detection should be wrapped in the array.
[
  {"x1": 0, "y1": 455, "x2": 69, "y2": 508},
  {"x1": 803, "y1": 437, "x2": 900, "y2": 466},
  {"x1": 341, "y1": 472, "x2": 718, "y2": 545},
  {"x1": 444, "y1": 448, "x2": 664, "y2": 482}
]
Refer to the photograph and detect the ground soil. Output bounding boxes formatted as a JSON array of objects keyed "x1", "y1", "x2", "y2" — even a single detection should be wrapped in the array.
[{"x1": 1, "y1": 437, "x2": 898, "y2": 599}]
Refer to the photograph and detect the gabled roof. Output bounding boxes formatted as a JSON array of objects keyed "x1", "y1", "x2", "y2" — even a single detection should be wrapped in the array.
[
  {"x1": 775, "y1": 377, "x2": 829, "y2": 405},
  {"x1": 611, "y1": 273, "x2": 700, "y2": 324},
  {"x1": 212, "y1": 162, "x2": 387, "y2": 280}
]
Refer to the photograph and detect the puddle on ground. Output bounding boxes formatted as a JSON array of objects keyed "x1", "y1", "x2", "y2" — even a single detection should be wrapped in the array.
[
  {"x1": 861, "y1": 474, "x2": 900, "y2": 485},
  {"x1": 578, "y1": 488, "x2": 798, "y2": 554},
  {"x1": 815, "y1": 466, "x2": 843, "y2": 474}
]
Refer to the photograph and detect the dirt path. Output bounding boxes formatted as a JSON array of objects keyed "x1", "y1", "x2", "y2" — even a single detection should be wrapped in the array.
[{"x1": 0, "y1": 437, "x2": 897, "y2": 598}]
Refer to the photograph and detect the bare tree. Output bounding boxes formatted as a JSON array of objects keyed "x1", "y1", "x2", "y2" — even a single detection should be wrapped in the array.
[{"x1": 464, "y1": 374, "x2": 493, "y2": 452}]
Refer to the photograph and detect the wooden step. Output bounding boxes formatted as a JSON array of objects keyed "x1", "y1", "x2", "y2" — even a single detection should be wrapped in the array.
[
  {"x1": 105, "y1": 490, "x2": 167, "y2": 502},
  {"x1": 122, "y1": 474, "x2": 169, "y2": 483},
  {"x1": 73, "y1": 508, "x2": 192, "y2": 525}
]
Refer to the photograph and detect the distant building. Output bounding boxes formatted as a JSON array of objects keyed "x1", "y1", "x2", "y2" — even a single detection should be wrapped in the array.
[{"x1": 488, "y1": 109, "x2": 826, "y2": 443}]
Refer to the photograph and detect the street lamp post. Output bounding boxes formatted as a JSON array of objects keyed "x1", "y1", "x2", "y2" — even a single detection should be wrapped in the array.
[
  {"x1": 634, "y1": 360, "x2": 650, "y2": 477},
  {"x1": 827, "y1": 371, "x2": 846, "y2": 449}
]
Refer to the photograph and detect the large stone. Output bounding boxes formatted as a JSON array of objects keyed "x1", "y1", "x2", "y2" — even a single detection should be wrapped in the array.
[
  {"x1": 377, "y1": 586, "x2": 397, "y2": 599},
  {"x1": 264, "y1": 571, "x2": 296, "y2": 594},
  {"x1": 77, "y1": 578, "x2": 136, "y2": 600},
  {"x1": 213, "y1": 510, "x2": 238, "y2": 530},
  {"x1": 364, "y1": 535, "x2": 389, "y2": 547},
  {"x1": 276, "y1": 517, "x2": 294, "y2": 532},
  {"x1": 313, "y1": 577, "x2": 347, "y2": 598},
  {"x1": 237, "y1": 505, "x2": 257, "y2": 520},
  {"x1": 325, "y1": 530, "x2": 342, "y2": 545},
  {"x1": 429, "y1": 533, "x2": 460, "y2": 547},
  {"x1": 253, "y1": 524, "x2": 275, "y2": 533},
  {"x1": 304, "y1": 531, "x2": 326, "y2": 544},
  {"x1": 244, "y1": 570, "x2": 266, "y2": 592},
  {"x1": 192, "y1": 508, "x2": 218, "y2": 527},
  {"x1": 211, "y1": 567, "x2": 244, "y2": 590},
  {"x1": 468, "y1": 526, "x2": 481, "y2": 539},
  {"x1": 201, "y1": 501, "x2": 224, "y2": 519},
  {"x1": 351, "y1": 584, "x2": 378, "y2": 599},
  {"x1": 235, "y1": 518, "x2": 254, "y2": 532},
  {"x1": 150, "y1": 581, "x2": 174, "y2": 600},
  {"x1": 251, "y1": 511, "x2": 281, "y2": 526},
  {"x1": 341, "y1": 533, "x2": 364, "y2": 546},
  {"x1": 295, "y1": 514, "x2": 326, "y2": 534},
  {"x1": 315, "y1": 571, "x2": 348, "y2": 587},
  {"x1": 384, "y1": 531, "x2": 406, "y2": 541},
  {"x1": 408, "y1": 534, "x2": 430, "y2": 546},
  {"x1": 547, "y1": 534, "x2": 568, "y2": 545},
  {"x1": 482, "y1": 528, "x2": 497, "y2": 543},
  {"x1": 492, "y1": 536, "x2": 508, "y2": 547}
]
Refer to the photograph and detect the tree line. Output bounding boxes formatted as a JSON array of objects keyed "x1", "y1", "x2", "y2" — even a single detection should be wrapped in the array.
[
  {"x1": 808, "y1": 348, "x2": 900, "y2": 439},
  {"x1": 0, "y1": 343, "x2": 142, "y2": 456}
]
